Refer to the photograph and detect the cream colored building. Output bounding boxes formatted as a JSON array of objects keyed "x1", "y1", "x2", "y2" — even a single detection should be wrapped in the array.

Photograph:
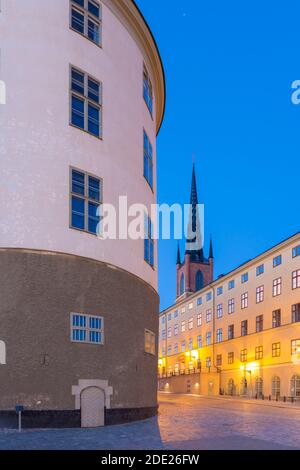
[{"x1": 158, "y1": 231, "x2": 300, "y2": 399}]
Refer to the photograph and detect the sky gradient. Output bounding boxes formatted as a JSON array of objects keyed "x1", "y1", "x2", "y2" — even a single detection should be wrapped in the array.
[{"x1": 136, "y1": 0, "x2": 300, "y2": 311}]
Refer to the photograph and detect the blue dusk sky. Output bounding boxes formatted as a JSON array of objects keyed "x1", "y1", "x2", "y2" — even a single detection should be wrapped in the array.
[{"x1": 136, "y1": 0, "x2": 300, "y2": 311}]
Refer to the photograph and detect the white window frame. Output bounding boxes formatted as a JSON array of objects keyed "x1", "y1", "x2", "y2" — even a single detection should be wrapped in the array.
[{"x1": 71, "y1": 313, "x2": 104, "y2": 345}]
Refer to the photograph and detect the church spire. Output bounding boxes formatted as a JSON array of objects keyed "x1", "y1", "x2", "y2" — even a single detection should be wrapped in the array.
[
  {"x1": 209, "y1": 235, "x2": 214, "y2": 259},
  {"x1": 185, "y1": 164, "x2": 204, "y2": 261}
]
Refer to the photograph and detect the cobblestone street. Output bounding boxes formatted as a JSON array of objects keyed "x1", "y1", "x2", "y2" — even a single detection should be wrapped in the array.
[{"x1": 1, "y1": 393, "x2": 300, "y2": 450}]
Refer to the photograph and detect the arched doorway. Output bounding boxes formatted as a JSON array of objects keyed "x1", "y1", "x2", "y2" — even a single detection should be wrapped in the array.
[
  {"x1": 255, "y1": 378, "x2": 263, "y2": 398},
  {"x1": 0, "y1": 341, "x2": 6, "y2": 365},
  {"x1": 195, "y1": 271, "x2": 204, "y2": 291},
  {"x1": 228, "y1": 379, "x2": 235, "y2": 396},
  {"x1": 271, "y1": 376, "x2": 280, "y2": 399},
  {"x1": 290, "y1": 375, "x2": 300, "y2": 398},
  {"x1": 240, "y1": 378, "x2": 248, "y2": 396},
  {"x1": 81, "y1": 387, "x2": 105, "y2": 428}
]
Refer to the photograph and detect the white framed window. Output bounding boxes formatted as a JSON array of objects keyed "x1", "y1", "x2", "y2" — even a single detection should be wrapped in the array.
[
  {"x1": 197, "y1": 335, "x2": 202, "y2": 348},
  {"x1": 174, "y1": 324, "x2": 178, "y2": 336},
  {"x1": 273, "y1": 278, "x2": 282, "y2": 297},
  {"x1": 167, "y1": 345, "x2": 172, "y2": 356},
  {"x1": 292, "y1": 270, "x2": 300, "y2": 290},
  {"x1": 161, "y1": 329, "x2": 166, "y2": 340},
  {"x1": 217, "y1": 287, "x2": 223, "y2": 296},
  {"x1": 256, "y1": 285, "x2": 264, "y2": 303},
  {"x1": 188, "y1": 302, "x2": 194, "y2": 310},
  {"x1": 228, "y1": 280, "x2": 235, "y2": 290},
  {"x1": 71, "y1": 313, "x2": 104, "y2": 344},
  {"x1": 206, "y1": 309, "x2": 212, "y2": 323},
  {"x1": 217, "y1": 303, "x2": 223, "y2": 319},
  {"x1": 228, "y1": 298, "x2": 235, "y2": 314},
  {"x1": 181, "y1": 307, "x2": 186, "y2": 314},
  {"x1": 241, "y1": 292, "x2": 248, "y2": 309},
  {"x1": 197, "y1": 313, "x2": 202, "y2": 326},
  {"x1": 181, "y1": 341, "x2": 186, "y2": 352},
  {"x1": 188, "y1": 317, "x2": 194, "y2": 330},
  {"x1": 206, "y1": 332, "x2": 212, "y2": 346},
  {"x1": 70, "y1": 66, "x2": 102, "y2": 138},
  {"x1": 216, "y1": 328, "x2": 223, "y2": 343},
  {"x1": 206, "y1": 292, "x2": 212, "y2": 302},
  {"x1": 167, "y1": 313, "x2": 172, "y2": 321},
  {"x1": 167, "y1": 327, "x2": 171, "y2": 338},
  {"x1": 145, "y1": 329, "x2": 156, "y2": 355},
  {"x1": 70, "y1": 168, "x2": 102, "y2": 235},
  {"x1": 70, "y1": 0, "x2": 102, "y2": 46},
  {"x1": 181, "y1": 320, "x2": 186, "y2": 332}
]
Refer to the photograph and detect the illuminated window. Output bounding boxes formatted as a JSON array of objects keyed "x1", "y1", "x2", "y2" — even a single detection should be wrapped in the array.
[
  {"x1": 161, "y1": 329, "x2": 166, "y2": 340},
  {"x1": 272, "y1": 376, "x2": 280, "y2": 398},
  {"x1": 241, "y1": 292, "x2": 248, "y2": 309},
  {"x1": 70, "y1": 66, "x2": 102, "y2": 138},
  {"x1": 181, "y1": 320, "x2": 186, "y2": 332},
  {"x1": 189, "y1": 302, "x2": 194, "y2": 310},
  {"x1": 273, "y1": 278, "x2": 282, "y2": 297},
  {"x1": 241, "y1": 320, "x2": 248, "y2": 337},
  {"x1": 255, "y1": 346, "x2": 263, "y2": 360},
  {"x1": 228, "y1": 298, "x2": 235, "y2": 314},
  {"x1": 197, "y1": 313, "x2": 202, "y2": 327},
  {"x1": 70, "y1": 0, "x2": 102, "y2": 46},
  {"x1": 292, "y1": 270, "x2": 300, "y2": 290},
  {"x1": 71, "y1": 313, "x2": 104, "y2": 344},
  {"x1": 217, "y1": 303, "x2": 223, "y2": 319},
  {"x1": 291, "y1": 339, "x2": 300, "y2": 356},
  {"x1": 70, "y1": 168, "x2": 102, "y2": 235},
  {"x1": 228, "y1": 324, "x2": 234, "y2": 340},
  {"x1": 181, "y1": 306, "x2": 186, "y2": 314},
  {"x1": 256, "y1": 285, "x2": 264, "y2": 303},
  {"x1": 272, "y1": 342, "x2": 281, "y2": 358},
  {"x1": 290, "y1": 375, "x2": 300, "y2": 397},
  {"x1": 272, "y1": 309, "x2": 281, "y2": 328},
  {"x1": 240, "y1": 349, "x2": 247, "y2": 362},
  {"x1": 188, "y1": 317, "x2": 194, "y2": 330},
  {"x1": 143, "y1": 65, "x2": 153, "y2": 115}
]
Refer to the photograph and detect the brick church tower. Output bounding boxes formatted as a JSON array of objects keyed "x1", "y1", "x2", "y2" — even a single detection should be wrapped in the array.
[{"x1": 176, "y1": 165, "x2": 214, "y2": 300}]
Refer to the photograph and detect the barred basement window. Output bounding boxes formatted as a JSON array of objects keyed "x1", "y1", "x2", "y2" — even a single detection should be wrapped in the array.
[
  {"x1": 143, "y1": 65, "x2": 153, "y2": 115},
  {"x1": 70, "y1": 168, "x2": 102, "y2": 235},
  {"x1": 70, "y1": 66, "x2": 102, "y2": 138},
  {"x1": 71, "y1": 313, "x2": 104, "y2": 344},
  {"x1": 70, "y1": 0, "x2": 102, "y2": 46},
  {"x1": 145, "y1": 330, "x2": 156, "y2": 355}
]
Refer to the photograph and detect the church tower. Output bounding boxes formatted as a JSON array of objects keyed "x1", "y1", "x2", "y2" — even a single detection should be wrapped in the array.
[{"x1": 176, "y1": 165, "x2": 214, "y2": 300}]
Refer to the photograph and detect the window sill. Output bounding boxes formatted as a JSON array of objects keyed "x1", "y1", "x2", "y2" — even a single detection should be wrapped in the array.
[
  {"x1": 69, "y1": 123, "x2": 103, "y2": 141},
  {"x1": 69, "y1": 26, "x2": 103, "y2": 50}
]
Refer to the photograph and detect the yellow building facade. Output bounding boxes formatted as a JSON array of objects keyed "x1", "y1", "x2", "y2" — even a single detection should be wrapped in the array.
[{"x1": 158, "y1": 232, "x2": 300, "y2": 399}]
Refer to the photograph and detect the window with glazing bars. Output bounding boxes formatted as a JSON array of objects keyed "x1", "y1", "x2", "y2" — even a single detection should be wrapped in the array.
[
  {"x1": 70, "y1": 0, "x2": 102, "y2": 46},
  {"x1": 143, "y1": 130, "x2": 153, "y2": 189},
  {"x1": 272, "y1": 309, "x2": 281, "y2": 328},
  {"x1": 144, "y1": 215, "x2": 154, "y2": 267},
  {"x1": 292, "y1": 303, "x2": 300, "y2": 323},
  {"x1": 71, "y1": 313, "x2": 104, "y2": 344},
  {"x1": 273, "y1": 278, "x2": 282, "y2": 297},
  {"x1": 70, "y1": 66, "x2": 102, "y2": 138},
  {"x1": 292, "y1": 270, "x2": 300, "y2": 290},
  {"x1": 143, "y1": 65, "x2": 153, "y2": 115},
  {"x1": 70, "y1": 168, "x2": 102, "y2": 235}
]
